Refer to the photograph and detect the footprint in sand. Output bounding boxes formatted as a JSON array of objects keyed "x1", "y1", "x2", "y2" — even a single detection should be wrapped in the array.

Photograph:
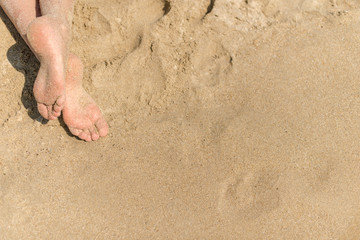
[
  {"x1": 217, "y1": 113, "x2": 282, "y2": 221},
  {"x1": 218, "y1": 170, "x2": 281, "y2": 220},
  {"x1": 72, "y1": 0, "x2": 167, "y2": 64},
  {"x1": 90, "y1": 40, "x2": 166, "y2": 109},
  {"x1": 191, "y1": 39, "x2": 232, "y2": 88}
]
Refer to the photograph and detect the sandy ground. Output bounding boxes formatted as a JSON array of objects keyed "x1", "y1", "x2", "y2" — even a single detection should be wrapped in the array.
[{"x1": 2, "y1": 0, "x2": 360, "y2": 239}]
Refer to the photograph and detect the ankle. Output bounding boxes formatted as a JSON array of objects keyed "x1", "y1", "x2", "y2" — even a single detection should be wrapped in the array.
[{"x1": 66, "y1": 54, "x2": 84, "y2": 87}]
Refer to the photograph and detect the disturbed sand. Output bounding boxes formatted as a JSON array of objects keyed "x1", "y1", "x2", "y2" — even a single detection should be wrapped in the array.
[{"x1": 2, "y1": 0, "x2": 360, "y2": 239}]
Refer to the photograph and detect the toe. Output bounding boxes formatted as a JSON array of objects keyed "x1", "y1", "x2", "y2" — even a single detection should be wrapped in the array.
[
  {"x1": 48, "y1": 114, "x2": 57, "y2": 120},
  {"x1": 52, "y1": 109, "x2": 61, "y2": 118},
  {"x1": 37, "y1": 103, "x2": 49, "y2": 120},
  {"x1": 78, "y1": 131, "x2": 91, "y2": 142},
  {"x1": 95, "y1": 117, "x2": 109, "y2": 137},
  {"x1": 53, "y1": 96, "x2": 65, "y2": 114},
  {"x1": 46, "y1": 105, "x2": 58, "y2": 120},
  {"x1": 56, "y1": 95, "x2": 66, "y2": 107},
  {"x1": 53, "y1": 104, "x2": 63, "y2": 114},
  {"x1": 89, "y1": 126, "x2": 100, "y2": 141},
  {"x1": 83, "y1": 129, "x2": 92, "y2": 142},
  {"x1": 78, "y1": 132, "x2": 86, "y2": 140},
  {"x1": 84, "y1": 134, "x2": 92, "y2": 142},
  {"x1": 69, "y1": 127, "x2": 81, "y2": 136},
  {"x1": 52, "y1": 99, "x2": 64, "y2": 118}
]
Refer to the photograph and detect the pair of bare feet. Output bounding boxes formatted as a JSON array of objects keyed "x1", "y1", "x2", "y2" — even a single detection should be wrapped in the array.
[
  {"x1": 25, "y1": 16, "x2": 108, "y2": 142},
  {"x1": 0, "y1": 0, "x2": 108, "y2": 141}
]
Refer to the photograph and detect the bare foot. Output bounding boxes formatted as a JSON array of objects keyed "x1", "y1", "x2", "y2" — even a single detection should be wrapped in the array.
[
  {"x1": 26, "y1": 15, "x2": 69, "y2": 120},
  {"x1": 62, "y1": 54, "x2": 109, "y2": 142}
]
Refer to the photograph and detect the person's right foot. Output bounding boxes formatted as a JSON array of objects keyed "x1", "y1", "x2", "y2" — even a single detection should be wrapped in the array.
[
  {"x1": 62, "y1": 54, "x2": 109, "y2": 142},
  {"x1": 26, "y1": 15, "x2": 69, "y2": 120}
]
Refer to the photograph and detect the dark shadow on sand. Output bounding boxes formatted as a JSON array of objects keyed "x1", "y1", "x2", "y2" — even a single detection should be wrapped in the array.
[{"x1": 0, "y1": 8, "x2": 42, "y2": 121}]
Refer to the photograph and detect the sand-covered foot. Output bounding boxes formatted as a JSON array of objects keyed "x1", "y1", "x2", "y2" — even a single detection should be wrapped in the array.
[
  {"x1": 26, "y1": 15, "x2": 69, "y2": 120},
  {"x1": 62, "y1": 54, "x2": 108, "y2": 142}
]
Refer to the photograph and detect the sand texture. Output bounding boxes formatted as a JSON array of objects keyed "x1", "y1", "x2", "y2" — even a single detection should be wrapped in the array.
[{"x1": 2, "y1": 0, "x2": 360, "y2": 239}]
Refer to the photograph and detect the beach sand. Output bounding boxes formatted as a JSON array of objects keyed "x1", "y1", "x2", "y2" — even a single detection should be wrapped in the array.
[{"x1": 1, "y1": 0, "x2": 360, "y2": 239}]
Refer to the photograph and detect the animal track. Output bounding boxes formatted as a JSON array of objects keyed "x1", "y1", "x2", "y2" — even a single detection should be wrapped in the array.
[{"x1": 218, "y1": 170, "x2": 281, "y2": 220}]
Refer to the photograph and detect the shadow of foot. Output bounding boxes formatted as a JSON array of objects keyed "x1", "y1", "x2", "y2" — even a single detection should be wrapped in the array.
[{"x1": 0, "y1": 8, "x2": 43, "y2": 121}]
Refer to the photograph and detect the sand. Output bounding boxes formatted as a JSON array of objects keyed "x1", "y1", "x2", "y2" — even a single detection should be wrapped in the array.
[{"x1": 1, "y1": 0, "x2": 360, "y2": 239}]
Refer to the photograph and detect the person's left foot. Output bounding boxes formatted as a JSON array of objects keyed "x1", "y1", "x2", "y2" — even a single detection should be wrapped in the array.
[{"x1": 62, "y1": 54, "x2": 109, "y2": 142}]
